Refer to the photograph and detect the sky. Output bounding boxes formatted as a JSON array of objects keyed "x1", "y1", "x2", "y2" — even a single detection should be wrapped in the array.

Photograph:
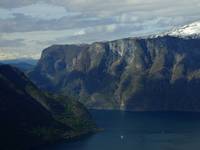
[{"x1": 0, "y1": 0, "x2": 200, "y2": 60}]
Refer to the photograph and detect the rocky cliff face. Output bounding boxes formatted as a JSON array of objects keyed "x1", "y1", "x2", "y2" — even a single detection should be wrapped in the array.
[
  {"x1": 0, "y1": 65, "x2": 96, "y2": 150},
  {"x1": 29, "y1": 26, "x2": 200, "y2": 111}
]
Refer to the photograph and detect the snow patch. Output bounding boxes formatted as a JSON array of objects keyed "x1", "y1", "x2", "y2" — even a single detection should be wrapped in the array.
[
  {"x1": 168, "y1": 21, "x2": 200, "y2": 37},
  {"x1": 149, "y1": 21, "x2": 200, "y2": 39}
]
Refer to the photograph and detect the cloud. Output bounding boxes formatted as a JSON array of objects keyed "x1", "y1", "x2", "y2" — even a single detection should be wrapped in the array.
[
  {"x1": 0, "y1": 0, "x2": 200, "y2": 59},
  {"x1": 0, "y1": 39, "x2": 25, "y2": 47},
  {"x1": 11, "y1": 2, "x2": 69, "y2": 20},
  {"x1": 0, "y1": 9, "x2": 14, "y2": 19}
]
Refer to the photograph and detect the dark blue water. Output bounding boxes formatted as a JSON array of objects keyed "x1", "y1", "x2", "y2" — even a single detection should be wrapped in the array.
[{"x1": 41, "y1": 110, "x2": 200, "y2": 150}]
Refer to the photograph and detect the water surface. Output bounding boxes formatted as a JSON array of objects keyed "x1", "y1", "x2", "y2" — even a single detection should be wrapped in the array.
[{"x1": 41, "y1": 110, "x2": 200, "y2": 150}]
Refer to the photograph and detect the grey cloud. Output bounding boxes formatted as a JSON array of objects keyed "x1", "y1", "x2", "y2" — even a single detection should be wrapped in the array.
[
  {"x1": 0, "y1": 0, "x2": 39, "y2": 8},
  {"x1": 0, "y1": 39, "x2": 25, "y2": 47},
  {"x1": 0, "y1": 0, "x2": 200, "y2": 33},
  {"x1": 0, "y1": 12, "x2": 114, "y2": 33},
  {"x1": 0, "y1": 0, "x2": 200, "y2": 59},
  {"x1": 53, "y1": 15, "x2": 199, "y2": 45}
]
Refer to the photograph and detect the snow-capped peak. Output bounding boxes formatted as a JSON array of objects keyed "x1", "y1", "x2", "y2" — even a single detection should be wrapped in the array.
[
  {"x1": 148, "y1": 21, "x2": 200, "y2": 39},
  {"x1": 166, "y1": 21, "x2": 200, "y2": 38}
]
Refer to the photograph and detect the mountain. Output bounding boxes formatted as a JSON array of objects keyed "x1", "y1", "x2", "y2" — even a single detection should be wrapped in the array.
[
  {"x1": 6, "y1": 62, "x2": 35, "y2": 72},
  {"x1": 0, "y1": 58, "x2": 38, "y2": 65},
  {"x1": 150, "y1": 21, "x2": 200, "y2": 39},
  {"x1": 166, "y1": 21, "x2": 200, "y2": 38},
  {"x1": 29, "y1": 21, "x2": 200, "y2": 111},
  {"x1": 0, "y1": 65, "x2": 96, "y2": 150},
  {"x1": 0, "y1": 58, "x2": 38, "y2": 72}
]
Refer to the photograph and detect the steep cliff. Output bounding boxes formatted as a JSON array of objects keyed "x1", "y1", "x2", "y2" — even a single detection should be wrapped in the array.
[{"x1": 29, "y1": 22, "x2": 200, "y2": 111}]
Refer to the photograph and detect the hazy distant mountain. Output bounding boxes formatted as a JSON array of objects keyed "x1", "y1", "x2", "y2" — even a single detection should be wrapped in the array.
[
  {"x1": 0, "y1": 65, "x2": 96, "y2": 150},
  {"x1": 0, "y1": 58, "x2": 38, "y2": 65},
  {"x1": 29, "y1": 21, "x2": 200, "y2": 111},
  {"x1": 6, "y1": 62, "x2": 35, "y2": 72},
  {"x1": 0, "y1": 58, "x2": 38, "y2": 72}
]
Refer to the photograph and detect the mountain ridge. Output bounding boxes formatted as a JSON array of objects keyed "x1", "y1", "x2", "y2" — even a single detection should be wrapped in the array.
[
  {"x1": 0, "y1": 64, "x2": 96, "y2": 150},
  {"x1": 29, "y1": 21, "x2": 200, "y2": 111}
]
